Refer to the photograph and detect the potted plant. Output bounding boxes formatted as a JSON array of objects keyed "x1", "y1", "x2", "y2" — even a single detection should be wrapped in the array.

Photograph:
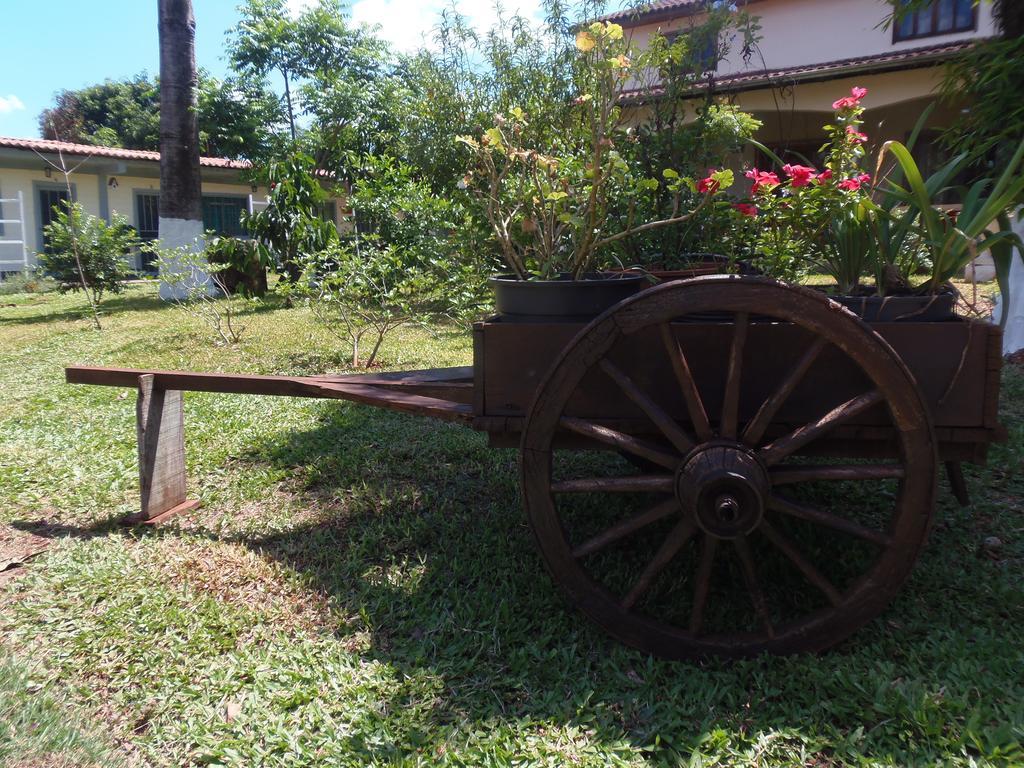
[
  {"x1": 874, "y1": 137, "x2": 1024, "y2": 322},
  {"x1": 740, "y1": 87, "x2": 1024, "y2": 321},
  {"x1": 457, "y1": 21, "x2": 726, "y2": 321}
]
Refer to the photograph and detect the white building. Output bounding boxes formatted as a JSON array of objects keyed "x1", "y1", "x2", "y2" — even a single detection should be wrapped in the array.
[
  {"x1": 613, "y1": 0, "x2": 997, "y2": 166},
  {"x1": 0, "y1": 136, "x2": 344, "y2": 277}
]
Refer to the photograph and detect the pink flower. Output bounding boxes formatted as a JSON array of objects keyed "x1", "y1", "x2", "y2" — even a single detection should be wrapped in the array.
[
  {"x1": 857, "y1": 172, "x2": 872, "y2": 185},
  {"x1": 745, "y1": 168, "x2": 780, "y2": 194},
  {"x1": 815, "y1": 169, "x2": 833, "y2": 183},
  {"x1": 698, "y1": 172, "x2": 720, "y2": 194},
  {"x1": 734, "y1": 203, "x2": 758, "y2": 217},
  {"x1": 783, "y1": 163, "x2": 816, "y2": 188},
  {"x1": 846, "y1": 126, "x2": 868, "y2": 144},
  {"x1": 837, "y1": 177, "x2": 862, "y2": 191},
  {"x1": 832, "y1": 86, "x2": 868, "y2": 110}
]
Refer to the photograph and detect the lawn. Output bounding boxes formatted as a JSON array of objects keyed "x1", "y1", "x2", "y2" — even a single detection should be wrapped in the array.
[{"x1": 0, "y1": 283, "x2": 1021, "y2": 767}]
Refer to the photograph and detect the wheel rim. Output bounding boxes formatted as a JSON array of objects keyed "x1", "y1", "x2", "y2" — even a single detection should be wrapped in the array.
[{"x1": 520, "y1": 276, "x2": 937, "y2": 659}]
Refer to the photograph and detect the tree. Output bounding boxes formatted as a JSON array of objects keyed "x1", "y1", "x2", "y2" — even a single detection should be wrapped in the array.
[
  {"x1": 158, "y1": 0, "x2": 204, "y2": 301},
  {"x1": 39, "y1": 73, "x2": 281, "y2": 160},
  {"x1": 228, "y1": 0, "x2": 305, "y2": 140},
  {"x1": 40, "y1": 76, "x2": 160, "y2": 149}
]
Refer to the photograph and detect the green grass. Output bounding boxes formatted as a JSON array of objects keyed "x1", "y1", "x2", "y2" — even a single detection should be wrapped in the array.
[
  {"x1": 0, "y1": 283, "x2": 1022, "y2": 766},
  {"x1": 0, "y1": 653, "x2": 122, "y2": 767}
]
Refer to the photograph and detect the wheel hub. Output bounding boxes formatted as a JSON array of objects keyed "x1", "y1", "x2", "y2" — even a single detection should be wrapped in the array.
[{"x1": 676, "y1": 445, "x2": 768, "y2": 539}]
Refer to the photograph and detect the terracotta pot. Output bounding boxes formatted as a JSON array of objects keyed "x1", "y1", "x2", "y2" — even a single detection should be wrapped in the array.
[{"x1": 489, "y1": 272, "x2": 648, "y2": 322}]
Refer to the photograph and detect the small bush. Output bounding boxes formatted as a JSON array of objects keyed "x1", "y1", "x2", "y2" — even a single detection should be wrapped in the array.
[
  {"x1": 0, "y1": 270, "x2": 57, "y2": 296},
  {"x1": 204, "y1": 234, "x2": 268, "y2": 297},
  {"x1": 37, "y1": 201, "x2": 137, "y2": 304}
]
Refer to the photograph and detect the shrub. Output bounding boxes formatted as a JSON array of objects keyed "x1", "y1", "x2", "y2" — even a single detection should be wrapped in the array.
[
  {"x1": 302, "y1": 239, "x2": 452, "y2": 368},
  {"x1": 204, "y1": 234, "x2": 268, "y2": 298},
  {"x1": 38, "y1": 202, "x2": 137, "y2": 303},
  {"x1": 150, "y1": 243, "x2": 255, "y2": 345},
  {"x1": 242, "y1": 154, "x2": 338, "y2": 282},
  {"x1": 0, "y1": 270, "x2": 57, "y2": 296}
]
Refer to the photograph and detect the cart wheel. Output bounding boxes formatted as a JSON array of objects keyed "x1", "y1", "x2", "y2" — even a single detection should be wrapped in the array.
[{"x1": 520, "y1": 276, "x2": 936, "y2": 658}]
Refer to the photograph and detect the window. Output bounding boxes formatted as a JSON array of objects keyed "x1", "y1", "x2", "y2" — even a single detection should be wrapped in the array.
[
  {"x1": 38, "y1": 186, "x2": 71, "y2": 254},
  {"x1": 135, "y1": 193, "x2": 160, "y2": 241},
  {"x1": 894, "y1": 0, "x2": 975, "y2": 41},
  {"x1": 201, "y1": 195, "x2": 247, "y2": 237},
  {"x1": 664, "y1": 29, "x2": 718, "y2": 74},
  {"x1": 316, "y1": 200, "x2": 337, "y2": 227},
  {"x1": 135, "y1": 193, "x2": 160, "y2": 273}
]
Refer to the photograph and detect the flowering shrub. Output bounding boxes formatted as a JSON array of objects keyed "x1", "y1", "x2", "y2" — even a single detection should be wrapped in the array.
[
  {"x1": 738, "y1": 86, "x2": 879, "y2": 290},
  {"x1": 457, "y1": 22, "x2": 729, "y2": 279}
]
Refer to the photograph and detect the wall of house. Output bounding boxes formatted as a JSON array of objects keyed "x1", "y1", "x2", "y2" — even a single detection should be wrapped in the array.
[
  {"x1": 0, "y1": 163, "x2": 343, "y2": 273},
  {"x1": 625, "y1": 0, "x2": 997, "y2": 79}
]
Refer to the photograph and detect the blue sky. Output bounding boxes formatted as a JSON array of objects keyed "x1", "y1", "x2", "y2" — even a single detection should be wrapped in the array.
[{"x1": 0, "y1": 0, "x2": 584, "y2": 140}]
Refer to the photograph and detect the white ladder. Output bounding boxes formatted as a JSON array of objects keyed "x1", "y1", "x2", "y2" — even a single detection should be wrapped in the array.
[{"x1": 0, "y1": 190, "x2": 29, "y2": 275}]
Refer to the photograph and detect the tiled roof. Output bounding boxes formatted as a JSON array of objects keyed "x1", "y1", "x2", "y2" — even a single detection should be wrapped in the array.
[
  {"x1": 0, "y1": 136, "x2": 251, "y2": 169},
  {"x1": 600, "y1": 0, "x2": 707, "y2": 26},
  {"x1": 621, "y1": 40, "x2": 977, "y2": 102}
]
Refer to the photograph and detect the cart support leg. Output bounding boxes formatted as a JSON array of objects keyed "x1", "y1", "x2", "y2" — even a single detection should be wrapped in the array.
[
  {"x1": 126, "y1": 374, "x2": 200, "y2": 525},
  {"x1": 944, "y1": 461, "x2": 970, "y2": 507}
]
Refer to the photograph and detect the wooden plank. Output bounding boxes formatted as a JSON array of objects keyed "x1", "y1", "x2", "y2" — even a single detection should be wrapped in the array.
[
  {"x1": 66, "y1": 366, "x2": 474, "y2": 421},
  {"x1": 134, "y1": 374, "x2": 198, "y2": 523},
  {"x1": 313, "y1": 382, "x2": 473, "y2": 423}
]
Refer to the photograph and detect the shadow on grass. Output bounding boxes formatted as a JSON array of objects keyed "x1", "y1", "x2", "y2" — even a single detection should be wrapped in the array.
[
  {"x1": 194, "y1": 402, "x2": 1024, "y2": 761},
  {"x1": 0, "y1": 288, "x2": 285, "y2": 327},
  {"x1": 13, "y1": 385, "x2": 1023, "y2": 763},
  {"x1": 0, "y1": 290, "x2": 168, "y2": 326}
]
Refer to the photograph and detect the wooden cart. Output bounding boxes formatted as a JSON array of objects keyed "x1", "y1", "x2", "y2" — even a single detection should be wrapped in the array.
[{"x1": 67, "y1": 277, "x2": 1005, "y2": 659}]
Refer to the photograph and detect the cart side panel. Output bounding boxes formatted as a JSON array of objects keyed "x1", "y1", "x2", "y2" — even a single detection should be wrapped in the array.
[{"x1": 477, "y1": 319, "x2": 997, "y2": 432}]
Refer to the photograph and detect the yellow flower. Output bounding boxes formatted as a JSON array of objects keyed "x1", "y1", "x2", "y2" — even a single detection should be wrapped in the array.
[{"x1": 575, "y1": 30, "x2": 596, "y2": 51}]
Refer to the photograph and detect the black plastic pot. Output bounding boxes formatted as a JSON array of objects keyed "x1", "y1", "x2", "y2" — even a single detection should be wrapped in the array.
[
  {"x1": 489, "y1": 272, "x2": 648, "y2": 322},
  {"x1": 832, "y1": 293, "x2": 956, "y2": 322}
]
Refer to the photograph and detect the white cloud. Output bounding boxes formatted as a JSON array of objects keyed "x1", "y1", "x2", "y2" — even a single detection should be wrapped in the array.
[
  {"x1": 351, "y1": 0, "x2": 544, "y2": 53},
  {"x1": 0, "y1": 95, "x2": 25, "y2": 114}
]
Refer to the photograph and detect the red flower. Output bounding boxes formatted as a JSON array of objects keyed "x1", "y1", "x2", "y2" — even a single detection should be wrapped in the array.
[
  {"x1": 698, "y1": 173, "x2": 720, "y2": 194},
  {"x1": 832, "y1": 86, "x2": 868, "y2": 111},
  {"x1": 857, "y1": 172, "x2": 872, "y2": 185},
  {"x1": 733, "y1": 203, "x2": 758, "y2": 217},
  {"x1": 837, "y1": 177, "x2": 862, "y2": 191},
  {"x1": 745, "y1": 168, "x2": 780, "y2": 194},
  {"x1": 783, "y1": 163, "x2": 816, "y2": 187},
  {"x1": 846, "y1": 126, "x2": 868, "y2": 144},
  {"x1": 815, "y1": 169, "x2": 833, "y2": 183}
]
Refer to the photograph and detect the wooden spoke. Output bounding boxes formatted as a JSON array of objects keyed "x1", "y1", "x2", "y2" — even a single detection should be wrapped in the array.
[
  {"x1": 688, "y1": 535, "x2": 717, "y2": 636},
  {"x1": 758, "y1": 519, "x2": 842, "y2": 606},
  {"x1": 768, "y1": 495, "x2": 892, "y2": 547},
  {"x1": 769, "y1": 464, "x2": 905, "y2": 485},
  {"x1": 572, "y1": 498, "x2": 680, "y2": 558},
  {"x1": 599, "y1": 359, "x2": 695, "y2": 454},
  {"x1": 621, "y1": 517, "x2": 698, "y2": 610},
  {"x1": 659, "y1": 324, "x2": 713, "y2": 442},
  {"x1": 552, "y1": 476, "x2": 674, "y2": 494},
  {"x1": 759, "y1": 390, "x2": 884, "y2": 466},
  {"x1": 743, "y1": 337, "x2": 827, "y2": 446},
  {"x1": 733, "y1": 535, "x2": 774, "y2": 638},
  {"x1": 560, "y1": 417, "x2": 679, "y2": 470},
  {"x1": 719, "y1": 312, "x2": 749, "y2": 440}
]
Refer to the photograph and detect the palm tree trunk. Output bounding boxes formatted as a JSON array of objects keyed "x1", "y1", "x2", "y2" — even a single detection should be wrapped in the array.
[{"x1": 158, "y1": 0, "x2": 205, "y2": 300}]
